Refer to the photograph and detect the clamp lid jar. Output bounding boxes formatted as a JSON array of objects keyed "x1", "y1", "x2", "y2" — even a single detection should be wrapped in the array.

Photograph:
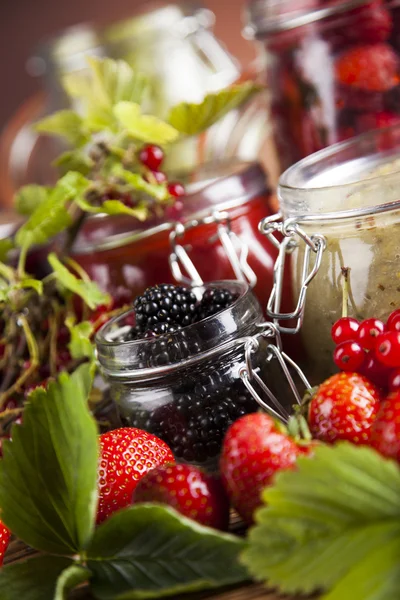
[
  {"x1": 261, "y1": 124, "x2": 400, "y2": 382},
  {"x1": 96, "y1": 280, "x2": 290, "y2": 470}
]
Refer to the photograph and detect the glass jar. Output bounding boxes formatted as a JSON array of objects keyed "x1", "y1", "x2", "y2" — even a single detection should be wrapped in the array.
[
  {"x1": 70, "y1": 160, "x2": 283, "y2": 311},
  {"x1": 96, "y1": 280, "x2": 289, "y2": 470},
  {"x1": 263, "y1": 124, "x2": 400, "y2": 384},
  {"x1": 244, "y1": 0, "x2": 400, "y2": 170}
]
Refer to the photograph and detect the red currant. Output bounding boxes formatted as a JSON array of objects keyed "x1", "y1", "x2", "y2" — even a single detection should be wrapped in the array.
[
  {"x1": 387, "y1": 309, "x2": 400, "y2": 332},
  {"x1": 331, "y1": 317, "x2": 359, "y2": 344},
  {"x1": 165, "y1": 199, "x2": 184, "y2": 221},
  {"x1": 333, "y1": 340, "x2": 365, "y2": 371},
  {"x1": 167, "y1": 182, "x2": 185, "y2": 198},
  {"x1": 139, "y1": 145, "x2": 164, "y2": 170},
  {"x1": 388, "y1": 368, "x2": 400, "y2": 392},
  {"x1": 145, "y1": 170, "x2": 167, "y2": 185},
  {"x1": 357, "y1": 318, "x2": 386, "y2": 349},
  {"x1": 360, "y1": 355, "x2": 391, "y2": 390},
  {"x1": 375, "y1": 331, "x2": 400, "y2": 367}
]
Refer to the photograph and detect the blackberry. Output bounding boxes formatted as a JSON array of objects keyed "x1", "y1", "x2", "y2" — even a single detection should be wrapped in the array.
[
  {"x1": 134, "y1": 284, "x2": 197, "y2": 334},
  {"x1": 197, "y1": 288, "x2": 238, "y2": 320}
]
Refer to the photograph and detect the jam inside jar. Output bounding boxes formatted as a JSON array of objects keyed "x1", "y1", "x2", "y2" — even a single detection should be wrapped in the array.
[
  {"x1": 245, "y1": 0, "x2": 400, "y2": 170},
  {"x1": 275, "y1": 125, "x2": 400, "y2": 383},
  {"x1": 70, "y1": 160, "x2": 280, "y2": 309},
  {"x1": 96, "y1": 281, "x2": 271, "y2": 470}
]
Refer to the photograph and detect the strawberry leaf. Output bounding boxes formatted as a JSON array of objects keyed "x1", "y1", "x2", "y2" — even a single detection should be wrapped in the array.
[
  {"x1": 0, "y1": 365, "x2": 98, "y2": 555},
  {"x1": 54, "y1": 150, "x2": 94, "y2": 176},
  {"x1": 15, "y1": 172, "x2": 89, "y2": 251},
  {"x1": 168, "y1": 82, "x2": 262, "y2": 136},
  {"x1": 14, "y1": 184, "x2": 50, "y2": 216},
  {"x1": 55, "y1": 563, "x2": 91, "y2": 600},
  {"x1": 0, "y1": 556, "x2": 74, "y2": 600},
  {"x1": 242, "y1": 443, "x2": 400, "y2": 599},
  {"x1": 35, "y1": 110, "x2": 89, "y2": 147},
  {"x1": 87, "y1": 504, "x2": 248, "y2": 600},
  {"x1": 114, "y1": 102, "x2": 179, "y2": 144},
  {"x1": 49, "y1": 253, "x2": 110, "y2": 310},
  {"x1": 112, "y1": 164, "x2": 169, "y2": 201}
]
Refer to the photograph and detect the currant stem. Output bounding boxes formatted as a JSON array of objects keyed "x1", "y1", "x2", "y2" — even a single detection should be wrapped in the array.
[
  {"x1": 17, "y1": 245, "x2": 28, "y2": 279},
  {"x1": 341, "y1": 267, "x2": 350, "y2": 318}
]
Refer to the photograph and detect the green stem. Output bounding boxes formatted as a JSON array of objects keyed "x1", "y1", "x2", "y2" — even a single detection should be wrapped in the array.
[
  {"x1": 341, "y1": 267, "x2": 350, "y2": 318},
  {"x1": 17, "y1": 245, "x2": 28, "y2": 279}
]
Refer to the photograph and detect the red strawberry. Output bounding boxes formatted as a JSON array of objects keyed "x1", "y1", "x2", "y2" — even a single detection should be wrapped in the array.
[
  {"x1": 308, "y1": 372, "x2": 381, "y2": 445},
  {"x1": 133, "y1": 463, "x2": 230, "y2": 530},
  {"x1": 370, "y1": 390, "x2": 400, "y2": 460},
  {"x1": 97, "y1": 427, "x2": 175, "y2": 523},
  {"x1": 0, "y1": 520, "x2": 11, "y2": 566},
  {"x1": 220, "y1": 413, "x2": 300, "y2": 524},
  {"x1": 335, "y1": 44, "x2": 399, "y2": 92}
]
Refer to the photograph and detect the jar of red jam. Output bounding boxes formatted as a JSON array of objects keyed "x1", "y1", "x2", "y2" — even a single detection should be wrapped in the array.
[
  {"x1": 70, "y1": 160, "x2": 281, "y2": 310},
  {"x1": 244, "y1": 0, "x2": 400, "y2": 170},
  {"x1": 96, "y1": 281, "x2": 293, "y2": 469}
]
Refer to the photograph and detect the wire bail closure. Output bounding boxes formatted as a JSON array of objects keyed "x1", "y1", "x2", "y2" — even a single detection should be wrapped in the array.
[
  {"x1": 239, "y1": 322, "x2": 312, "y2": 423},
  {"x1": 169, "y1": 211, "x2": 257, "y2": 288},
  {"x1": 258, "y1": 213, "x2": 326, "y2": 334}
]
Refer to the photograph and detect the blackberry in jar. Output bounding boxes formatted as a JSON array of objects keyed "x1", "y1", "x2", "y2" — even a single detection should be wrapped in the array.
[{"x1": 96, "y1": 281, "x2": 283, "y2": 470}]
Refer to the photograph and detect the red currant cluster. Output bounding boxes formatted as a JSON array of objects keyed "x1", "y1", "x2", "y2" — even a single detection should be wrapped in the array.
[
  {"x1": 331, "y1": 309, "x2": 400, "y2": 391},
  {"x1": 138, "y1": 144, "x2": 185, "y2": 221}
]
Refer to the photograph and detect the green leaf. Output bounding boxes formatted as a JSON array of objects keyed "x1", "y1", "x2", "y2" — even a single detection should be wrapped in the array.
[
  {"x1": 0, "y1": 240, "x2": 14, "y2": 262},
  {"x1": 112, "y1": 164, "x2": 170, "y2": 201},
  {"x1": 242, "y1": 443, "x2": 400, "y2": 598},
  {"x1": 75, "y1": 195, "x2": 148, "y2": 221},
  {"x1": 14, "y1": 184, "x2": 49, "y2": 216},
  {"x1": 66, "y1": 318, "x2": 95, "y2": 361},
  {"x1": 15, "y1": 277, "x2": 43, "y2": 295},
  {"x1": 35, "y1": 110, "x2": 89, "y2": 147},
  {"x1": 87, "y1": 504, "x2": 248, "y2": 600},
  {"x1": 55, "y1": 563, "x2": 91, "y2": 600},
  {"x1": 0, "y1": 555, "x2": 73, "y2": 600},
  {"x1": 15, "y1": 172, "x2": 89, "y2": 251},
  {"x1": 49, "y1": 253, "x2": 110, "y2": 310},
  {"x1": 87, "y1": 57, "x2": 148, "y2": 108},
  {"x1": 114, "y1": 102, "x2": 179, "y2": 144},
  {"x1": 54, "y1": 150, "x2": 94, "y2": 176},
  {"x1": 0, "y1": 365, "x2": 98, "y2": 555},
  {"x1": 168, "y1": 82, "x2": 262, "y2": 136}
]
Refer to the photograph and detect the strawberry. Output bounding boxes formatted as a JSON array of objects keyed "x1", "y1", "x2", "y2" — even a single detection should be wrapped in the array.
[
  {"x1": 335, "y1": 44, "x2": 399, "y2": 92},
  {"x1": 370, "y1": 390, "x2": 400, "y2": 460},
  {"x1": 308, "y1": 372, "x2": 381, "y2": 445},
  {"x1": 0, "y1": 520, "x2": 11, "y2": 566},
  {"x1": 220, "y1": 413, "x2": 300, "y2": 524},
  {"x1": 97, "y1": 427, "x2": 175, "y2": 523},
  {"x1": 133, "y1": 463, "x2": 230, "y2": 530}
]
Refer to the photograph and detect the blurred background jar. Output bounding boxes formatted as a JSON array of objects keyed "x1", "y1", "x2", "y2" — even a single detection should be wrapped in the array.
[
  {"x1": 244, "y1": 0, "x2": 400, "y2": 171},
  {"x1": 0, "y1": 1, "x2": 272, "y2": 209}
]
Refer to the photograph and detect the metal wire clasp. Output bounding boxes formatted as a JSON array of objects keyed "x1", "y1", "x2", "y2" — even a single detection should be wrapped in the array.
[
  {"x1": 239, "y1": 322, "x2": 312, "y2": 423},
  {"x1": 259, "y1": 213, "x2": 326, "y2": 334},
  {"x1": 169, "y1": 211, "x2": 257, "y2": 288}
]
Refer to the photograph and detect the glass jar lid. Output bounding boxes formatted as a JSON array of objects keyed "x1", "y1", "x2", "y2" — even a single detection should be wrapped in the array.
[
  {"x1": 95, "y1": 280, "x2": 262, "y2": 380},
  {"x1": 278, "y1": 124, "x2": 400, "y2": 222},
  {"x1": 72, "y1": 159, "x2": 269, "y2": 254},
  {"x1": 244, "y1": 0, "x2": 370, "y2": 38}
]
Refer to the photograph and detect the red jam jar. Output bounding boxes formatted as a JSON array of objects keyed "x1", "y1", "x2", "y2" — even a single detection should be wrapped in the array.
[
  {"x1": 244, "y1": 0, "x2": 400, "y2": 170},
  {"x1": 70, "y1": 160, "x2": 279, "y2": 309}
]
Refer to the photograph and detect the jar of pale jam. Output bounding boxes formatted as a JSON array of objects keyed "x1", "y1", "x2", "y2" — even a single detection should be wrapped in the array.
[
  {"x1": 261, "y1": 124, "x2": 400, "y2": 383},
  {"x1": 70, "y1": 160, "x2": 282, "y2": 310},
  {"x1": 244, "y1": 0, "x2": 400, "y2": 170}
]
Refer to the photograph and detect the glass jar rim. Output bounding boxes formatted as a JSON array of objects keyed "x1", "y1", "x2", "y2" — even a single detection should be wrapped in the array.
[
  {"x1": 72, "y1": 160, "x2": 268, "y2": 255},
  {"x1": 244, "y1": 0, "x2": 370, "y2": 39},
  {"x1": 95, "y1": 280, "x2": 262, "y2": 380},
  {"x1": 278, "y1": 124, "x2": 400, "y2": 222}
]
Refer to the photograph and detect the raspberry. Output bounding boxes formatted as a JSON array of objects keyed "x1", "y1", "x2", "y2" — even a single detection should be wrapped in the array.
[{"x1": 335, "y1": 44, "x2": 399, "y2": 92}]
